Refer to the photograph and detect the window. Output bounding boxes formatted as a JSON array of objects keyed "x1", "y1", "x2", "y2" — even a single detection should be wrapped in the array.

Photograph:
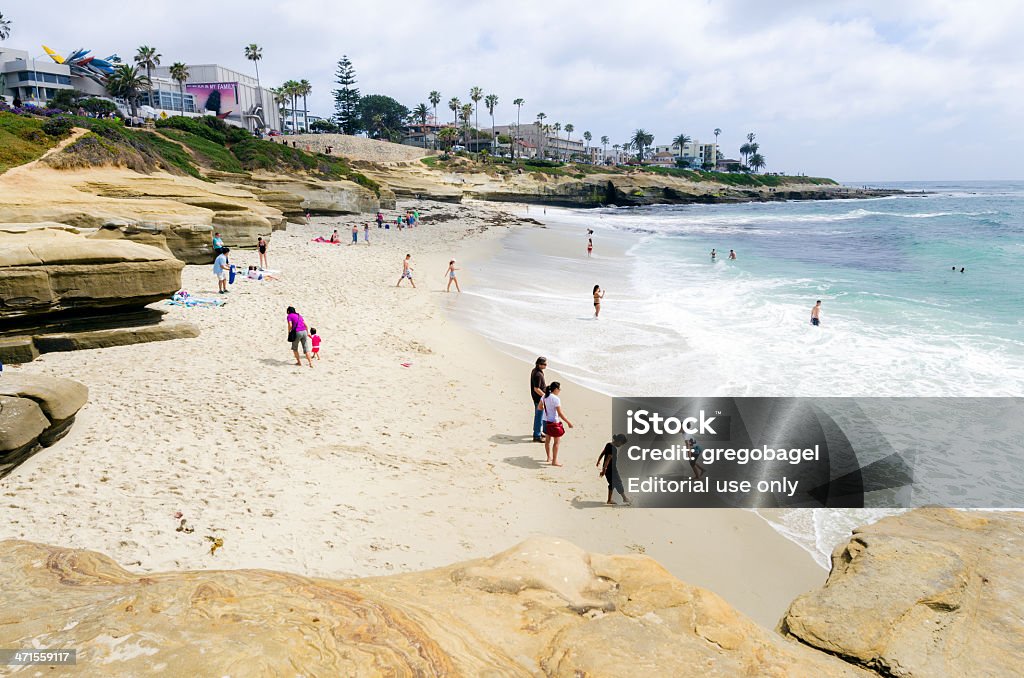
[
  {"x1": 17, "y1": 71, "x2": 34, "y2": 82},
  {"x1": 42, "y1": 73, "x2": 58, "y2": 83},
  {"x1": 58, "y1": 75, "x2": 71, "y2": 85}
]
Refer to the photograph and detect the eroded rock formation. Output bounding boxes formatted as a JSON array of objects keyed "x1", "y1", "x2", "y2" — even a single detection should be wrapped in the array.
[
  {"x1": 0, "y1": 536, "x2": 868, "y2": 677},
  {"x1": 782, "y1": 507, "x2": 1024, "y2": 677},
  {"x1": 0, "y1": 374, "x2": 87, "y2": 477}
]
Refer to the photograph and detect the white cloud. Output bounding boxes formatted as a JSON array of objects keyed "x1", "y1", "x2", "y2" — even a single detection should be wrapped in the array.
[{"x1": 3, "y1": 0, "x2": 1022, "y2": 179}]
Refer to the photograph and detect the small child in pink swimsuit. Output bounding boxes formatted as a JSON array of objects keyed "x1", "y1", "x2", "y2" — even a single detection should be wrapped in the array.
[{"x1": 310, "y1": 328, "x2": 322, "y2": 360}]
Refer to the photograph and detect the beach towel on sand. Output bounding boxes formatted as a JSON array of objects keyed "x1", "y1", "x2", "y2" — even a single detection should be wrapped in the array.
[
  {"x1": 167, "y1": 294, "x2": 225, "y2": 308},
  {"x1": 311, "y1": 237, "x2": 343, "y2": 244}
]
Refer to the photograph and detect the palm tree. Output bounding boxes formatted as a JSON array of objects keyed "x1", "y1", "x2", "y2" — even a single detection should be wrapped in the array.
[
  {"x1": 134, "y1": 46, "x2": 161, "y2": 84},
  {"x1": 713, "y1": 127, "x2": 721, "y2": 165},
  {"x1": 413, "y1": 103, "x2": 429, "y2": 126},
  {"x1": 298, "y1": 79, "x2": 312, "y2": 132},
  {"x1": 484, "y1": 93, "x2": 498, "y2": 152},
  {"x1": 746, "y1": 131, "x2": 756, "y2": 144},
  {"x1": 438, "y1": 126, "x2": 459, "y2": 151},
  {"x1": 535, "y1": 112, "x2": 546, "y2": 157},
  {"x1": 469, "y1": 86, "x2": 483, "y2": 136},
  {"x1": 631, "y1": 129, "x2": 653, "y2": 163},
  {"x1": 748, "y1": 152, "x2": 766, "y2": 173},
  {"x1": 0, "y1": 12, "x2": 11, "y2": 41},
  {"x1": 448, "y1": 97, "x2": 460, "y2": 126},
  {"x1": 672, "y1": 133, "x2": 691, "y2": 162},
  {"x1": 460, "y1": 102, "x2": 473, "y2": 147},
  {"x1": 612, "y1": 143, "x2": 621, "y2": 164},
  {"x1": 244, "y1": 44, "x2": 264, "y2": 129},
  {"x1": 270, "y1": 87, "x2": 288, "y2": 120},
  {"x1": 169, "y1": 62, "x2": 189, "y2": 115},
  {"x1": 739, "y1": 142, "x2": 751, "y2": 166},
  {"x1": 512, "y1": 98, "x2": 524, "y2": 159},
  {"x1": 565, "y1": 124, "x2": 575, "y2": 161},
  {"x1": 281, "y1": 80, "x2": 301, "y2": 133},
  {"x1": 583, "y1": 131, "x2": 592, "y2": 161},
  {"x1": 601, "y1": 135, "x2": 609, "y2": 162},
  {"x1": 428, "y1": 91, "x2": 441, "y2": 149},
  {"x1": 552, "y1": 122, "x2": 561, "y2": 160},
  {"x1": 107, "y1": 65, "x2": 150, "y2": 118}
]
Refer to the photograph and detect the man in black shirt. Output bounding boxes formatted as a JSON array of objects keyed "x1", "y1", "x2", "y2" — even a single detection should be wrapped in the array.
[{"x1": 530, "y1": 357, "x2": 547, "y2": 442}]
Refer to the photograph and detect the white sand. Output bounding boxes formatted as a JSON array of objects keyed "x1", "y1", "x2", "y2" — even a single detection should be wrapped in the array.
[{"x1": 0, "y1": 200, "x2": 823, "y2": 628}]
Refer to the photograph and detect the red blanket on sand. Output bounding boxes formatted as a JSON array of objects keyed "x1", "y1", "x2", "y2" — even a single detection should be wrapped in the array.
[{"x1": 311, "y1": 237, "x2": 342, "y2": 244}]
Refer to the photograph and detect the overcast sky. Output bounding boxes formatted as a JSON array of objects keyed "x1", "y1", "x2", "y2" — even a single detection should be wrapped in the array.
[{"x1": 5, "y1": 0, "x2": 1023, "y2": 181}]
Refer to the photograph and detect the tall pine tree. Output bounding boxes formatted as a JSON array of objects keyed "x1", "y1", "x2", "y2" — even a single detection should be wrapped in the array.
[{"x1": 332, "y1": 56, "x2": 361, "y2": 135}]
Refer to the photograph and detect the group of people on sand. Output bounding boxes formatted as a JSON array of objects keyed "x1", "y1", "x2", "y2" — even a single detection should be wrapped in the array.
[
  {"x1": 395, "y1": 254, "x2": 462, "y2": 292},
  {"x1": 210, "y1": 233, "x2": 275, "y2": 293},
  {"x1": 529, "y1": 356, "x2": 631, "y2": 504}
]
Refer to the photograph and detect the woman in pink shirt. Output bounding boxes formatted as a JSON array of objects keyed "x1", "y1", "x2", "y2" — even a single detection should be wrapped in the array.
[{"x1": 286, "y1": 306, "x2": 313, "y2": 368}]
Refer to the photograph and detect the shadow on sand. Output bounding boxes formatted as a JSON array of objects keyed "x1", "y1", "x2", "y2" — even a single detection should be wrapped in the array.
[
  {"x1": 571, "y1": 497, "x2": 626, "y2": 510},
  {"x1": 489, "y1": 434, "x2": 536, "y2": 445},
  {"x1": 503, "y1": 456, "x2": 546, "y2": 470}
]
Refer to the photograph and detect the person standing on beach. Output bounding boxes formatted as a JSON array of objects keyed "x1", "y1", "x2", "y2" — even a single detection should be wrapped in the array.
[
  {"x1": 310, "y1": 328, "x2": 322, "y2": 360},
  {"x1": 593, "y1": 285, "x2": 606, "y2": 318},
  {"x1": 542, "y1": 382, "x2": 573, "y2": 466},
  {"x1": 376, "y1": 212, "x2": 384, "y2": 228},
  {"x1": 445, "y1": 260, "x2": 461, "y2": 293},
  {"x1": 597, "y1": 434, "x2": 631, "y2": 505},
  {"x1": 587, "y1": 237, "x2": 593, "y2": 257},
  {"x1": 213, "y1": 247, "x2": 230, "y2": 294},
  {"x1": 212, "y1": 232, "x2": 224, "y2": 252},
  {"x1": 286, "y1": 306, "x2": 314, "y2": 368},
  {"x1": 685, "y1": 438, "x2": 706, "y2": 480},
  {"x1": 397, "y1": 254, "x2": 415, "y2": 287},
  {"x1": 351, "y1": 223, "x2": 359, "y2": 245},
  {"x1": 531, "y1": 357, "x2": 547, "y2": 442},
  {"x1": 810, "y1": 300, "x2": 822, "y2": 327},
  {"x1": 364, "y1": 223, "x2": 371, "y2": 244},
  {"x1": 257, "y1": 236, "x2": 269, "y2": 269}
]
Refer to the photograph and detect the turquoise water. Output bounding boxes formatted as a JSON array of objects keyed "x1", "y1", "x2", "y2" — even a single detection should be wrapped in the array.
[
  {"x1": 455, "y1": 181, "x2": 1024, "y2": 398},
  {"x1": 452, "y1": 181, "x2": 1024, "y2": 565}
]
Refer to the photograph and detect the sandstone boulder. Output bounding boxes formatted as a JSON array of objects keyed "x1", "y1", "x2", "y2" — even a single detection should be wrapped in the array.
[
  {"x1": 0, "y1": 536, "x2": 868, "y2": 676},
  {"x1": 239, "y1": 174, "x2": 380, "y2": 215},
  {"x1": 0, "y1": 228, "x2": 183, "y2": 322},
  {"x1": 0, "y1": 374, "x2": 88, "y2": 477},
  {"x1": 782, "y1": 507, "x2": 1024, "y2": 677},
  {"x1": 33, "y1": 321, "x2": 200, "y2": 353}
]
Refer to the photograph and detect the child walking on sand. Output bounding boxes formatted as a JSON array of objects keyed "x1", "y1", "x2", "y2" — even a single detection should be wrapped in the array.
[
  {"x1": 397, "y1": 254, "x2": 415, "y2": 287},
  {"x1": 597, "y1": 434, "x2": 631, "y2": 505},
  {"x1": 310, "y1": 328, "x2": 322, "y2": 360},
  {"x1": 445, "y1": 260, "x2": 461, "y2": 293}
]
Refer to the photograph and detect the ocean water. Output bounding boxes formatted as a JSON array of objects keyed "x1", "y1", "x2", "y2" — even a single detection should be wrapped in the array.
[{"x1": 452, "y1": 181, "x2": 1024, "y2": 565}]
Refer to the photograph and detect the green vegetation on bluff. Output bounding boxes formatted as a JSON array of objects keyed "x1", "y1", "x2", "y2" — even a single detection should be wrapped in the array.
[
  {"x1": 0, "y1": 113, "x2": 61, "y2": 173},
  {"x1": 419, "y1": 152, "x2": 836, "y2": 186},
  {"x1": 0, "y1": 112, "x2": 379, "y2": 194}
]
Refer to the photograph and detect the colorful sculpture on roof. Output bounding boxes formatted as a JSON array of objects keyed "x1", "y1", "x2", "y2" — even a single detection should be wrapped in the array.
[{"x1": 42, "y1": 46, "x2": 120, "y2": 84}]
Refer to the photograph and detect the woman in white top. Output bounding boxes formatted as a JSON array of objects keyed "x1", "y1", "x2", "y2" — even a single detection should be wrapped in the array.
[{"x1": 541, "y1": 382, "x2": 574, "y2": 466}]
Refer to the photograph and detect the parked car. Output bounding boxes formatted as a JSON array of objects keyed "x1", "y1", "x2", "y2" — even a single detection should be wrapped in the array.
[
  {"x1": 451, "y1": 145, "x2": 466, "y2": 151},
  {"x1": 268, "y1": 130, "x2": 282, "y2": 137}
]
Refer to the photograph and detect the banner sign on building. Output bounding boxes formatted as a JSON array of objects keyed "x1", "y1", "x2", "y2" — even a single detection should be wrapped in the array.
[{"x1": 184, "y1": 82, "x2": 239, "y2": 119}]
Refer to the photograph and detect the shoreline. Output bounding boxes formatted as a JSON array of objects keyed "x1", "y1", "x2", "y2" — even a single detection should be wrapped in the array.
[{"x1": 0, "y1": 199, "x2": 823, "y2": 629}]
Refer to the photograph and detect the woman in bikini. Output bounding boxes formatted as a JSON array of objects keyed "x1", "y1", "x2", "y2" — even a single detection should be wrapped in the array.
[
  {"x1": 257, "y1": 236, "x2": 268, "y2": 269},
  {"x1": 593, "y1": 284, "x2": 605, "y2": 318},
  {"x1": 445, "y1": 259, "x2": 461, "y2": 293}
]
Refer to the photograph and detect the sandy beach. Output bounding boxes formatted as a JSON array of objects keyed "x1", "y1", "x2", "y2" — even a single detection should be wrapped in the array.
[{"x1": 0, "y1": 199, "x2": 823, "y2": 628}]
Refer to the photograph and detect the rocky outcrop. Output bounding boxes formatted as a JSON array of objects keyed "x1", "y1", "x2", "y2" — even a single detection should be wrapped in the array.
[
  {"x1": 0, "y1": 536, "x2": 868, "y2": 677},
  {"x1": 0, "y1": 227, "x2": 183, "y2": 323},
  {"x1": 782, "y1": 508, "x2": 1024, "y2": 677},
  {"x1": 0, "y1": 374, "x2": 87, "y2": 477},
  {"x1": 234, "y1": 173, "x2": 380, "y2": 217},
  {"x1": 88, "y1": 218, "x2": 215, "y2": 264}
]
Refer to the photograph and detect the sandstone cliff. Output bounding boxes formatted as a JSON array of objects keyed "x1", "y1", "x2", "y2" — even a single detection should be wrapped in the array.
[
  {"x1": 782, "y1": 507, "x2": 1024, "y2": 677},
  {"x1": 0, "y1": 536, "x2": 868, "y2": 677}
]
